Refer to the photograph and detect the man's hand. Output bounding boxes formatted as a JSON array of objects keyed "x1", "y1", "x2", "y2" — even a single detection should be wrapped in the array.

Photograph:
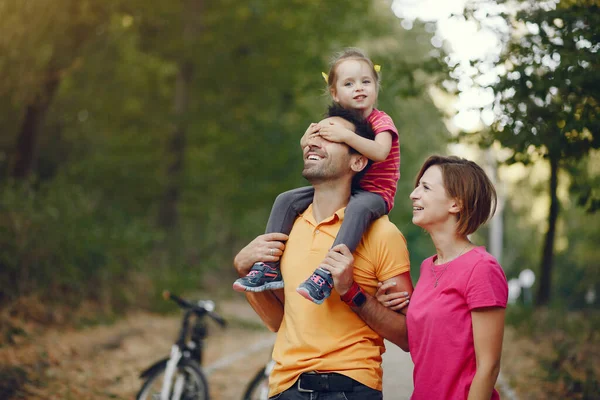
[
  {"x1": 317, "y1": 120, "x2": 352, "y2": 144},
  {"x1": 318, "y1": 244, "x2": 355, "y2": 296},
  {"x1": 300, "y1": 123, "x2": 321, "y2": 149},
  {"x1": 233, "y1": 233, "x2": 288, "y2": 277}
]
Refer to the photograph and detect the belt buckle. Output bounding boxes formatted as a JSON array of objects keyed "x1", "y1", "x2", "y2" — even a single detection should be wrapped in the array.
[{"x1": 297, "y1": 374, "x2": 315, "y2": 393}]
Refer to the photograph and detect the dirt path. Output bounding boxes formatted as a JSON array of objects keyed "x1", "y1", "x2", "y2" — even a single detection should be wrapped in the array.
[
  {"x1": 2, "y1": 297, "x2": 525, "y2": 400},
  {"x1": 1, "y1": 298, "x2": 275, "y2": 400}
]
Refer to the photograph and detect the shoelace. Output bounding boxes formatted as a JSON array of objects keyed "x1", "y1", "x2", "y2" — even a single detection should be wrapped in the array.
[{"x1": 309, "y1": 273, "x2": 331, "y2": 288}]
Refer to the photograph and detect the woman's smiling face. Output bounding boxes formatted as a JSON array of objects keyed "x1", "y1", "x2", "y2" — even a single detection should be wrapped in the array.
[{"x1": 410, "y1": 165, "x2": 458, "y2": 230}]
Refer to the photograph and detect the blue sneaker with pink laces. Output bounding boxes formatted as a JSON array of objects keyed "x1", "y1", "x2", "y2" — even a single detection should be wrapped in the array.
[
  {"x1": 233, "y1": 262, "x2": 284, "y2": 292},
  {"x1": 296, "y1": 268, "x2": 334, "y2": 305}
]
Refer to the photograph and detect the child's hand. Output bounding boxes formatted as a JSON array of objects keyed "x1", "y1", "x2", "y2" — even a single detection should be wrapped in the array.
[
  {"x1": 375, "y1": 281, "x2": 410, "y2": 312},
  {"x1": 300, "y1": 123, "x2": 321, "y2": 149},
  {"x1": 317, "y1": 121, "x2": 352, "y2": 143}
]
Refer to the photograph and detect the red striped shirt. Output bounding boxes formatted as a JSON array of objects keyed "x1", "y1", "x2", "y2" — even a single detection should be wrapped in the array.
[{"x1": 361, "y1": 109, "x2": 400, "y2": 211}]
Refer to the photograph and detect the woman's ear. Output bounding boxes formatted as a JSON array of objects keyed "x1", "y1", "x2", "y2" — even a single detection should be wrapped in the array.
[{"x1": 449, "y1": 199, "x2": 462, "y2": 215}]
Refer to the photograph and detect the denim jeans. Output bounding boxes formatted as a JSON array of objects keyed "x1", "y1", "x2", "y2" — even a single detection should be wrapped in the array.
[{"x1": 269, "y1": 380, "x2": 382, "y2": 400}]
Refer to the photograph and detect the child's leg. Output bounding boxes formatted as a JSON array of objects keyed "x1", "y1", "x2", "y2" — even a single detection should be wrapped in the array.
[
  {"x1": 233, "y1": 186, "x2": 314, "y2": 293},
  {"x1": 331, "y1": 190, "x2": 388, "y2": 252},
  {"x1": 296, "y1": 191, "x2": 387, "y2": 304},
  {"x1": 265, "y1": 186, "x2": 314, "y2": 235}
]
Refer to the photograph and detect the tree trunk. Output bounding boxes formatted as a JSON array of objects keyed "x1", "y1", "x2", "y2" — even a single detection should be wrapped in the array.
[
  {"x1": 536, "y1": 154, "x2": 560, "y2": 306},
  {"x1": 11, "y1": 72, "x2": 61, "y2": 179},
  {"x1": 157, "y1": 0, "x2": 203, "y2": 230},
  {"x1": 11, "y1": 2, "x2": 107, "y2": 179},
  {"x1": 157, "y1": 62, "x2": 193, "y2": 229}
]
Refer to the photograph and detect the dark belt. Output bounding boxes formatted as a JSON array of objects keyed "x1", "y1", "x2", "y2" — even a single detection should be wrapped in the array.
[{"x1": 297, "y1": 372, "x2": 357, "y2": 392}]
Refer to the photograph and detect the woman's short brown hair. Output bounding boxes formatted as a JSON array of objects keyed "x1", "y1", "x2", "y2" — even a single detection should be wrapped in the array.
[{"x1": 415, "y1": 155, "x2": 497, "y2": 236}]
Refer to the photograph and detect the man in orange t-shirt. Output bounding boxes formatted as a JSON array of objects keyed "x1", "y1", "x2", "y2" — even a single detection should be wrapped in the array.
[{"x1": 234, "y1": 107, "x2": 412, "y2": 399}]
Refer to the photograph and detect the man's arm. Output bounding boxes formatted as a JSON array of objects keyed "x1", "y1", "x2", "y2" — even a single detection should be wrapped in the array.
[
  {"x1": 319, "y1": 244, "x2": 411, "y2": 351},
  {"x1": 233, "y1": 233, "x2": 288, "y2": 331},
  {"x1": 351, "y1": 273, "x2": 411, "y2": 351}
]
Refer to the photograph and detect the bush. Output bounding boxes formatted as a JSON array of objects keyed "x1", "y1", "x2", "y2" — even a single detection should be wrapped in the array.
[
  {"x1": 0, "y1": 179, "x2": 160, "y2": 315},
  {"x1": 506, "y1": 305, "x2": 600, "y2": 399}
]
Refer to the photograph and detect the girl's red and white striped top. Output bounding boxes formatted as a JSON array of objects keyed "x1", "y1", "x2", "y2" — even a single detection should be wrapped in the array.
[{"x1": 361, "y1": 109, "x2": 400, "y2": 211}]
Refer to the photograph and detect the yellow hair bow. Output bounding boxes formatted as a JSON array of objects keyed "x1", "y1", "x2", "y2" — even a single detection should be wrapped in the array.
[{"x1": 321, "y1": 64, "x2": 381, "y2": 84}]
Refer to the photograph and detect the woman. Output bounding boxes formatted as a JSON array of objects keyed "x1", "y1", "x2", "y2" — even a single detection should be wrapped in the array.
[{"x1": 378, "y1": 155, "x2": 508, "y2": 399}]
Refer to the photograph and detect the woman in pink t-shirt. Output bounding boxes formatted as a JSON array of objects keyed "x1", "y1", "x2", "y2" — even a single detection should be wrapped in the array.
[{"x1": 377, "y1": 155, "x2": 508, "y2": 399}]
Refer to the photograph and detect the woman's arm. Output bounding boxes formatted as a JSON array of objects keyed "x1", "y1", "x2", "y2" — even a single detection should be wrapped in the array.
[
  {"x1": 318, "y1": 121, "x2": 393, "y2": 162},
  {"x1": 467, "y1": 307, "x2": 506, "y2": 400}
]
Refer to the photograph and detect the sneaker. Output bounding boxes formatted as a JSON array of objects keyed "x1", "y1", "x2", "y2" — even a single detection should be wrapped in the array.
[
  {"x1": 232, "y1": 262, "x2": 284, "y2": 292},
  {"x1": 296, "y1": 268, "x2": 334, "y2": 305}
]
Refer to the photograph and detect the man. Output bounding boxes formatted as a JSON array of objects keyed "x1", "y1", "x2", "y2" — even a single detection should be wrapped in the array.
[{"x1": 234, "y1": 106, "x2": 412, "y2": 399}]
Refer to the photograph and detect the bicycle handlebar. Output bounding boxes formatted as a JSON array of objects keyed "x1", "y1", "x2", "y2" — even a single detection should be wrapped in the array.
[{"x1": 162, "y1": 290, "x2": 227, "y2": 327}]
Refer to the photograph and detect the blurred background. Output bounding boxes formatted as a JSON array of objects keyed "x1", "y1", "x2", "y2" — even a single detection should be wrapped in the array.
[{"x1": 0, "y1": 0, "x2": 598, "y2": 398}]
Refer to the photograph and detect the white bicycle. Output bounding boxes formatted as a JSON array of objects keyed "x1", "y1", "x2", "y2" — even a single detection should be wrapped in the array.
[{"x1": 136, "y1": 291, "x2": 226, "y2": 400}]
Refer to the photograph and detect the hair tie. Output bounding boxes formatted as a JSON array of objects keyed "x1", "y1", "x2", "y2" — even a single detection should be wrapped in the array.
[{"x1": 321, "y1": 64, "x2": 380, "y2": 85}]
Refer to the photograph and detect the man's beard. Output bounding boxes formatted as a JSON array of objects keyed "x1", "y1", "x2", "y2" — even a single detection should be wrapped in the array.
[
  {"x1": 302, "y1": 163, "x2": 345, "y2": 184},
  {"x1": 301, "y1": 166, "x2": 327, "y2": 183}
]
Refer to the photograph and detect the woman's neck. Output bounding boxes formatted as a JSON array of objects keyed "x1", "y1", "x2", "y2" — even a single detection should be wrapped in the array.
[{"x1": 428, "y1": 227, "x2": 473, "y2": 265}]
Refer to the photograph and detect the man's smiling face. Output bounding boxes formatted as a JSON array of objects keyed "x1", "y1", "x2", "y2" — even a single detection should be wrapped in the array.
[{"x1": 302, "y1": 117, "x2": 356, "y2": 183}]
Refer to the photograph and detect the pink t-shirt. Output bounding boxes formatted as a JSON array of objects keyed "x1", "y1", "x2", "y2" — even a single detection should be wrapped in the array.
[
  {"x1": 361, "y1": 109, "x2": 400, "y2": 211},
  {"x1": 407, "y1": 247, "x2": 508, "y2": 400}
]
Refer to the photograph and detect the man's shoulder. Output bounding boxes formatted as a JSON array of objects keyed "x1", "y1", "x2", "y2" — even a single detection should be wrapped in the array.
[{"x1": 366, "y1": 216, "x2": 405, "y2": 241}]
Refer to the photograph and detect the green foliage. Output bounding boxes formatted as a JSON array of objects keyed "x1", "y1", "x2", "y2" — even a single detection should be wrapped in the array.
[
  {"x1": 0, "y1": 0, "x2": 448, "y2": 315},
  {"x1": 493, "y1": 1, "x2": 598, "y2": 166},
  {"x1": 0, "y1": 179, "x2": 159, "y2": 308},
  {"x1": 440, "y1": 0, "x2": 600, "y2": 305}
]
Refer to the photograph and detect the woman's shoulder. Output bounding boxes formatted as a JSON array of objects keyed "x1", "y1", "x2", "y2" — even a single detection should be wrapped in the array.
[
  {"x1": 465, "y1": 247, "x2": 507, "y2": 282},
  {"x1": 468, "y1": 247, "x2": 501, "y2": 268}
]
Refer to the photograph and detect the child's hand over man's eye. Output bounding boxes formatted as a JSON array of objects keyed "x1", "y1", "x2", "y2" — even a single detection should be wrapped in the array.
[{"x1": 317, "y1": 121, "x2": 351, "y2": 143}]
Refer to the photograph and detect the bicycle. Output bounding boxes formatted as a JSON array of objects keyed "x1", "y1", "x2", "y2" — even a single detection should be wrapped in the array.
[
  {"x1": 136, "y1": 291, "x2": 227, "y2": 400},
  {"x1": 242, "y1": 357, "x2": 275, "y2": 400}
]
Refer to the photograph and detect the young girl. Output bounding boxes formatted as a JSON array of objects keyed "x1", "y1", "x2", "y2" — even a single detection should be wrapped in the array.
[{"x1": 233, "y1": 48, "x2": 400, "y2": 304}]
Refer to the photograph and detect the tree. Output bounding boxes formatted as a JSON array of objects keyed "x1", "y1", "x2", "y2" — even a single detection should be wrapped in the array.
[
  {"x1": 0, "y1": 0, "x2": 115, "y2": 179},
  {"x1": 444, "y1": 0, "x2": 599, "y2": 305}
]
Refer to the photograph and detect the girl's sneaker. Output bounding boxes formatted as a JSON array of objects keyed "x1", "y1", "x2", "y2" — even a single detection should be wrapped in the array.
[
  {"x1": 296, "y1": 268, "x2": 334, "y2": 304},
  {"x1": 233, "y1": 262, "x2": 284, "y2": 292}
]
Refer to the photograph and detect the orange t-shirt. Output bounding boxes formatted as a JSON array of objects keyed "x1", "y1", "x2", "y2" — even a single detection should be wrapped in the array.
[{"x1": 269, "y1": 204, "x2": 410, "y2": 397}]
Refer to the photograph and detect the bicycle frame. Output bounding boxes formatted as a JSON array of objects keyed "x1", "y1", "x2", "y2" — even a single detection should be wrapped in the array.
[
  {"x1": 160, "y1": 308, "x2": 205, "y2": 400},
  {"x1": 138, "y1": 292, "x2": 225, "y2": 400}
]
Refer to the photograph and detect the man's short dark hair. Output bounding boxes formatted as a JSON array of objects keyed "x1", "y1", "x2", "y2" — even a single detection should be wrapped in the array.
[{"x1": 326, "y1": 103, "x2": 375, "y2": 187}]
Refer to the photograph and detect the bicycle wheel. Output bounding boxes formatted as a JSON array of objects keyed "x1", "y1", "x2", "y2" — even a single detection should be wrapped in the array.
[
  {"x1": 137, "y1": 358, "x2": 209, "y2": 400},
  {"x1": 242, "y1": 366, "x2": 269, "y2": 400}
]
